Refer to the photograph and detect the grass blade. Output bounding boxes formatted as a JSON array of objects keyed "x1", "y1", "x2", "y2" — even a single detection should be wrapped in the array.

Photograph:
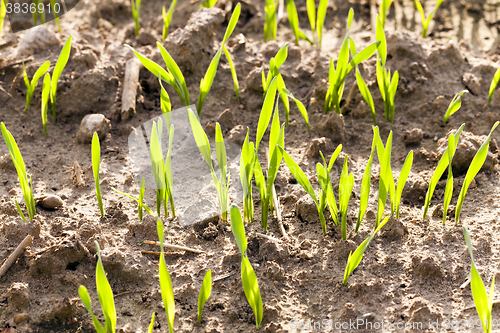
[
  {"x1": 162, "y1": 0, "x2": 177, "y2": 41},
  {"x1": 395, "y1": 151, "x2": 413, "y2": 219},
  {"x1": 256, "y1": 77, "x2": 278, "y2": 149},
  {"x1": 456, "y1": 122, "x2": 499, "y2": 224},
  {"x1": 376, "y1": 15, "x2": 387, "y2": 67},
  {"x1": 223, "y1": 3, "x2": 241, "y2": 44},
  {"x1": 95, "y1": 242, "x2": 116, "y2": 333},
  {"x1": 159, "y1": 75, "x2": 171, "y2": 114},
  {"x1": 147, "y1": 313, "x2": 155, "y2": 333},
  {"x1": 197, "y1": 49, "x2": 223, "y2": 116},
  {"x1": 285, "y1": 0, "x2": 300, "y2": 45},
  {"x1": 357, "y1": 129, "x2": 377, "y2": 231},
  {"x1": 355, "y1": 68, "x2": 376, "y2": 124},
  {"x1": 379, "y1": 0, "x2": 392, "y2": 27},
  {"x1": 197, "y1": 270, "x2": 212, "y2": 322},
  {"x1": 306, "y1": 0, "x2": 315, "y2": 43},
  {"x1": 280, "y1": 88, "x2": 310, "y2": 131},
  {"x1": 488, "y1": 67, "x2": 500, "y2": 105},
  {"x1": 139, "y1": 177, "x2": 145, "y2": 221},
  {"x1": 223, "y1": 45, "x2": 239, "y2": 99},
  {"x1": 230, "y1": 204, "x2": 247, "y2": 255},
  {"x1": 442, "y1": 135, "x2": 455, "y2": 225},
  {"x1": 443, "y1": 90, "x2": 468, "y2": 123},
  {"x1": 41, "y1": 73, "x2": 51, "y2": 136},
  {"x1": 326, "y1": 145, "x2": 342, "y2": 227},
  {"x1": 78, "y1": 286, "x2": 106, "y2": 333},
  {"x1": 51, "y1": 35, "x2": 72, "y2": 121},
  {"x1": 157, "y1": 42, "x2": 189, "y2": 106},
  {"x1": 241, "y1": 256, "x2": 263, "y2": 329},
  {"x1": 24, "y1": 61, "x2": 50, "y2": 111},
  {"x1": 215, "y1": 123, "x2": 229, "y2": 220},
  {"x1": 316, "y1": 0, "x2": 328, "y2": 47},
  {"x1": 92, "y1": 133, "x2": 104, "y2": 217},
  {"x1": 0, "y1": 0, "x2": 6, "y2": 38},
  {"x1": 280, "y1": 146, "x2": 317, "y2": 206},
  {"x1": 376, "y1": 131, "x2": 392, "y2": 227},
  {"x1": 157, "y1": 220, "x2": 175, "y2": 333}
]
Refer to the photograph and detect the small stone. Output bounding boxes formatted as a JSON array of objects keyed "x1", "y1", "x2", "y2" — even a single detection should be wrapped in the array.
[
  {"x1": 6, "y1": 283, "x2": 30, "y2": 311},
  {"x1": 295, "y1": 195, "x2": 319, "y2": 224},
  {"x1": 245, "y1": 67, "x2": 263, "y2": 92},
  {"x1": 13, "y1": 313, "x2": 29, "y2": 324},
  {"x1": 205, "y1": 122, "x2": 216, "y2": 138},
  {"x1": 227, "y1": 125, "x2": 246, "y2": 145},
  {"x1": 217, "y1": 109, "x2": 237, "y2": 132},
  {"x1": 17, "y1": 25, "x2": 60, "y2": 55},
  {"x1": 402, "y1": 128, "x2": 423, "y2": 145},
  {"x1": 136, "y1": 31, "x2": 157, "y2": 46},
  {"x1": 432, "y1": 95, "x2": 447, "y2": 110},
  {"x1": 380, "y1": 216, "x2": 407, "y2": 240},
  {"x1": 314, "y1": 112, "x2": 345, "y2": 143},
  {"x1": 8, "y1": 188, "x2": 17, "y2": 196},
  {"x1": 306, "y1": 137, "x2": 334, "y2": 159},
  {"x1": 39, "y1": 195, "x2": 64, "y2": 210},
  {"x1": 76, "y1": 114, "x2": 111, "y2": 144}
]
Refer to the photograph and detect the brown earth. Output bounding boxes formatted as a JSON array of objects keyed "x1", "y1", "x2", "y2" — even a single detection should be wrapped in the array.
[{"x1": 1, "y1": 0, "x2": 500, "y2": 332}]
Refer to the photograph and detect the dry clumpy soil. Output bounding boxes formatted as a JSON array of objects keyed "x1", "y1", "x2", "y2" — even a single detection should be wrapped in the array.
[{"x1": 1, "y1": 0, "x2": 500, "y2": 332}]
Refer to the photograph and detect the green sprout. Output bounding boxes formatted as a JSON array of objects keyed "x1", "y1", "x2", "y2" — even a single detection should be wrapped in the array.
[
  {"x1": 201, "y1": 0, "x2": 217, "y2": 8},
  {"x1": 422, "y1": 124, "x2": 465, "y2": 221},
  {"x1": 112, "y1": 177, "x2": 152, "y2": 222},
  {"x1": 324, "y1": 146, "x2": 342, "y2": 228},
  {"x1": 343, "y1": 216, "x2": 390, "y2": 286},
  {"x1": 188, "y1": 108, "x2": 230, "y2": 221},
  {"x1": 443, "y1": 90, "x2": 468, "y2": 123},
  {"x1": 455, "y1": 122, "x2": 499, "y2": 224},
  {"x1": 414, "y1": 0, "x2": 444, "y2": 37},
  {"x1": 262, "y1": 43, "x2": 310, "y2": 128},
  {"x1": 159, "y1": 76, "x2": 171, "y2": 115},
  {"x1": 1, "y1": 123, "x2": 36, "y2": 221},
  {"x1": 147, "y1": 313, "x2": 155, "y2": 333},
  {"x1": 442, "y1": 135, "x2": 455, "y2": 225},
  {"x1": 230, "y1": 205, "x2": 263, "y2": 329},
  {"x1": 463, "y1": 226, "x2": 496, "y2": 333},
  {"x1": 51, "y1": 35, "x2": 72, "y2": 122},
  {"x1": 305, "y1": 0, "x2": 329, "y2": 46},
  {"x1": 92, "y1": 132, "x2": 104, "y2": 217},
  {"x1": 356, "y1": 128, "x2": 377, "y2": 232},
  {"x1": 131, "y1": 0, "x2": 141, "y2": 36},
  {"x1": 324, "y1": 9, "x2": 380, "y2": 114},
  {"x1": 0, "y1": 0, "x2": 6, "y2": 37},
  {"x1": 157, "y1": 220, "x2": 175, "y2": 333},
  {"x1": 197, "y1": 270, "x2": 212, "y2": 323},
  {"x1": 488, "y1": 67, "x2": 500, "y2": 105},
  {"x1": 285, "y1": 0, "x2": 312, "y2": 46},
  {"x1": 394, "y1": 151, "x2": 413, "y2": 220},
  {"x1": 157, "y1": 43, "x2": 190, "y2": 106},
  {"x1": 264, "y1": 0, "x2": 277, "y2": 42},
  {"x1": 162, "y1": 0, "x2": 177, "y2": 42},
  {"x1": 23, "y1": 61, "x2": 50, "y2": 111},
  {"x1": 376, "y1": 15, "x2": 399, "y2": 123},
  {"x1": 239, "y1": 129, "x2": 255, "y2": 222},
  {"x1": 78, "y1": 242, "x2": 117, "y2": 333},
  {"x1": 197, "y1": 3, "x2": 240, "y2": 115},
  {"x1": 50, "y1": 0, "x2": 61, "y2": 32},
  {"x1": 32, "y1": 0, "x2": 45, "y2": 26},
  {"x1": 41, "y1": 73, "x2": 51, "y2": 136},
  {"x1": 338, "y1": 156, "x2": 354, "y2": 240},
  {"x1": 374, "y1": 129, "x2": 394, "y2": 228},
  {"x1": 379, "y1": 0, "x2": 392, "y2": 27}
]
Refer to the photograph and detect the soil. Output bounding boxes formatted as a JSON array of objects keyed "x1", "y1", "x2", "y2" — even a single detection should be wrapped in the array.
[{"x1": 1, "y1": 0, "x2": 500, "y2": 332}]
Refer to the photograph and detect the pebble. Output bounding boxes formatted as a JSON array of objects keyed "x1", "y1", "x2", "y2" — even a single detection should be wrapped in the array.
[
  {"x1": 217, "y1": 109, "x2": 237, "y2": 132},
  {"x1": 13, "y1": 313, "x2": 29, "y2": 324},
  {"x1": 402, "y1": 128, "x2": 423, "y2": 145},
  {"x1": 17, "y1": 25, "x2": 60, "y2": 55},
  {"x1": 76, "y1": 114, "x2": 111, "y2": 144},
  {"x1": 39, "y1": 195, "x2": 64, "y2": 210}
]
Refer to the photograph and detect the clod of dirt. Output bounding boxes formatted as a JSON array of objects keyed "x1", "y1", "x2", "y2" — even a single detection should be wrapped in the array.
[
  {"x1": 38, "y1": 195, "x2": 64, "y2": 210},
  {"x1": 217, "y1": 109, "x2": 237, "y2": 132},
  {"x1": 380, "y1": 216, "x2": 407, "y2": 240},
  {"x1": 437, "y1": 131, "x2": 498, "y2": 173},
  {"x1": 332, "y1": 240, "x2": 357, "y2": 261},
  {"x1": 259, "y1": 240, "x2": 288, "y2": 263},
  {"x1": 265, "y1": 261, "x2": 285, "y2": 282},
  {"x1": 340, "y1": 303, "x2": 359, "y2": 322},
  {"x1": 402, "y1": 176, "x2": 427, "y2": 205},
  {"x1": 205, "y1": 121, "x2": 216, "y2": 138},
  {"x1": 313, "y1": 112, "x2": 345, "y2": 143},
  {"x1": 2, "y1": 218, "x2": 41, "y2": 243},
  {"x1": 128, "y1": 214, "x2": 157, "y2": 240},
  {"x1": 295, "y1": 195, "x2": 319, "y2": 224},
  {"x1": 95, "y1": 0, "x2": 130, "y2": 22},
  {"x1": 409, "y1": 298, "x2": 443, "y2": 324},
  {"x1": 461, "y1": 73, "x2": 482, "y2": 95},
  {"x1": 73, "y1": 49, "x2": 99, "y2": 70},
  {"x1": 17, "y1": 26, "x2": 60, "y2": 55},
  {"x1": 387, "y1": 31, "x2": 425, "y2": 60},
  {"x1": 100, "y1": 246, "x2": 150, "y2": 282},
  {"x1": 432, "y1": 95, "x2": 447, "y2": 110},
  {"x1": 36, "y1": 297, "x2": 77, "y2": 326},
  {"x1": 352, "y1": 100, "x2": 371, "y2": 119},
  {"x1": 402, "y1": 128, "x2": 423, "y2": 146},
  {"x1": 164, "y1": 7, "x2": 225, "y2": 74},
  {"x1": 136, "y1": 31, "x2": 158, "y2": 46},
  {"x1": 6, "y1": 282, "x2": 30, "y2": 311},
  {"x1": 13, "y1": 313, "x2": 29, "y2": 324},
  {"x1": 76, "y1": 114, "x2": 112, "y2": 144},
  {"x1": 411, "y1": 254, "x2": 444, "y2": 278},
  {"x1": 0, "y1": 154, "x2": 15, "y2": 171},
  {"x1": 227, "y1": 125, "x2": 246, "y2": 145},
  {"x1": 306, "y1": 137, "x2": 334, "y2": 159},
  {"x1": 245, "y1": 67, "x2": 264, "y2": 92}
]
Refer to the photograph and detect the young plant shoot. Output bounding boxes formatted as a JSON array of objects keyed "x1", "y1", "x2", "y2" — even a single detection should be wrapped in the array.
[
  {"x1": 131, "y1": 0, "x2": 141, "y2": 36},
  {"x1": 442, "y1": 135, "x2": 455, "y2": 225},
  {"x1": 356, "y1": 128, "x2": 377, "y2": 231},
  {"x1": 414, "y1": 0, "x2": 444, "y2": 37},
  {"x1": 343, "y1": 216, "x2": 390, "y2": 286},
  {"x1": 92, "y1": 132, "x2": 104, "y2": 217},
  {"x1": 338, "y1": 156, "x2": 354, "y2": 240},
  {"x1": 463, "y1": 227, "x2": 496, "y2": 333},
  {"x1": 162, "y1": 0, "x2": 177, "y2": 41},
  {"x1": 325, "y1": 9, "x2": 380, "y2": 114},
  {"x1": 239, "y1": 129, "x2": 255, "y2": 222},
  {"x1": 1, "y1": 123, "x2": 36, "y2": 221},
  {"x1": 0, "y1": 0, "x2": 6, "y2": 37},
  {"x1": 264, "y1": 0, "x2": 278, "y2": 42},
  {"x1": 422, "y1": 124, "x2": 465, "y2": 221},
  {"x1": 379, "y1": 0, "x2": 392, "y2": 27},
  {"x1": 455, "y1": 122, "x2": 499, "y2": 224},
  {"x1": 78, "y1": 242, "x2": 117, "y2": 333},
  {"x1": 285, "y1": 0, "x2": 312, "y2": 46},
  {"x1": 111, "y1": 178, "x2": 153, "y2": 222},
  {"x1": 50, "y1": 0, "x2": 61, "y2": 32},
  {"x1": 443, "y1": 90, "x2": 468, "y2": 123},
  {"x1": 188, "y1": 108, "x2": 230, "y2": 221},
  {"x1": 375, "y1": 129, "x2": 394, "y2": 228},
  {"x1": 51, "y1": 35, "x2": 72, "y2": 122},
  {"x1": 201, "y1": 0, "x2": 217, "y2": 8},
  {"x1": 394, "y1": 151, "x2": 413, "y2": 219},
  {"x1": 376, "y1": 15, "x2": 399, "y2": 123},
  {"x1": 23, "y1": 61, "x2": 50, "y2": 111},
  {"x1": 157, "y1": 43, "x2": 190, "y2": 107},
  {"x1": 157, "y1": 220, "x2": 175, "y2": 333},
  {"x1": 305, "y1": 0, "x2": 329, "y2": 46},
  {"x1": 197, "y1": 270, "x2": 212, "y2": 323},
  {"x1": 41, "y1": 73, "x2": 51, "y2": 136},
  {"x1": 488, "y1": 66, "x2": 500, "y2": 105}
]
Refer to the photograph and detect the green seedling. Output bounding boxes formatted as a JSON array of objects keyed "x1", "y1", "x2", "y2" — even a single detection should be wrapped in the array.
[
  {"x1": 51, "y1": 35, "x2": 72, "y2": 122},
  {"x1": 343, "y1": 216, "x2": 390, "y2": 286},
  {"x1": 324, "y1": 146, "x2": 342, "y2": 227},
  {"x1": 162, "y1": 0, "x2": 177, "y2": 41},
  {"x1": 188, "y1": 108, "x2": 230, "y2": 221},
  {"x1": 197, "y1": 3, "x2": 240, "y2": 115},
  {"x1": 197, "y1": 270, "x2": 212, "y2": 323},
  {"x1": 443, "y1": 90, "x2": 468, "y2": 123},
  {"x1": 374, "y1": 129, "x2": 394, "y2": 228},
  {"x1": 147, "y1": 313, "x2": 155, "y2": 333},
  {"x1": 356, "y1": 128, "x2": 377, "y2": 231},
  {"x1": 79, "y1": 242, "x2": 117, "y2": 333},
  {"x1": 149, "y1": 119, "x2": 175, "y2": 217},
  {"x1": 338, "y1": 156, "x2": 354, "y2": 240},
  {"x1": 414, "y1": 0, "x2": 444, "y2": 37},
  {"x1": 262, "y1": 43, "x2": 310, "y2": 128},
  {"x1": 264, "y1": 0, "x2": 277, "y2": 42},
  {"x1": 32, "y1": 0, "x2": 45, "y2": 25},
  {"x1": 230, "y1": 205, "x2": 263, "y2": 329},
  {"x1": 159, "y1": 76, "x2": 171, "y2": 115},
  {"x1": 285, "y1": 0, "x2": 312, "y2": 46},
  {"x1": 0, "y1": 0, "x2": 6, "y2": 37},
  {"x1": 463, "y1": 227, "x2": 496, "y2": 333},
  {"x1": 239, "y1": 129, "x2": 255, "y2": 222},
  {"x1": 442, "y1": 135, "x2": 454, "y2": 225},
  {"x1": 131, "y1": 0, "x2": 141, "y2": 36},
  {"x1": 379, "y1": 0, "x2": 392, "y2": 27},
  {"x1": 92, "y1": 133, "x2": 104, "y2": 217},
  {"x1": 41, "y1": 73, "x2": 51, "y2": 136},
  {"x1": 157, "y1": 220, "x2": 175, "y2": 333},
  {"x1": 23, "y1": 61, "x2": 50, "y2": 111},
  {"x1": 394, "y1": 151, "x2": 413, "y2": 219},
  {"x1": 349, "y1": 38, "x2": 376, "y2": 124},
  {"x1": 1, "y1": 123, "x2": 36, "y2": 221},
  {"x1": 456, "y1": 122, "x2": 499, "y2": 224},
  {"x1": 422, "y1": 124, "x2": 465, "y2": 221},
  {"x1": 112, "y1": 178, "x2": 152, "y2": 222},
  {"x1": 201, "y1": 0, "x2": 217, "y2": 8},
  {"x1": 304, "y1": 0, "x2": 329, "y2": 46},
  {"x1": 488, "y1": 67, "x2": 500, "y2": 105},
  {"x1": 50, "y1": 0, "x2": 61, "y2": 32},
  {"x1": 376, "y1": 15, "x2": 399, "y2": 123},
  {"x1": 325, "y1": 9, "x2": 380, "y2": 114},
  {"x1": 157, "y1": 43, "x2": 189, "y2": 106}
]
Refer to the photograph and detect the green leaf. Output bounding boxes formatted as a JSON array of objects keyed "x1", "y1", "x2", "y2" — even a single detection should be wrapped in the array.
[
  {"x1": 187, "y1": 108, "x2": 213, "y2": 172},
  {"x1": 78, "y1": 286, "x2": 106, "y2": 333},
  {"x1": 357, "y1": 129, "x2": 377, "y2": 231},
  {"x1": 346, "y1": 41, "x2": 380, "y2": 73},
  {"x1": 147, "y1": 312, "x2": 155, "y2": 333},
  {"x1": 442, "y1": 135, "x2": 454, "y2": 225},
  {"x1": 356, "y1": 68, "x2": 376, "y2": 124},
  {"x1": 162, "y1": 0, "x2": 177, "y2": 41},
  {"x1": 223, "y1": 3, "x2": 241, "y2": 45},
  {"x1": 51, "y1": 36, "x2": 72, "y2": 121},
  {"x1": 25, "y1": 61, "x2": 51, "y2": 111},
  {"x1": 376, "y1": 15, "x2": 387, "y2": 67},
  {"x1": 197, "y1": 270, "x2": 212, "y2": 322},
  {"x1": 395, "y1": 151, "x2": 413, "y2": 219},
  {"x1": 157, "y1": 220, "x2": 175, "y2": 333},
  {"x1": 92, "y1": 133, "x2": 104, "y2": 217},
  {"x1": 230, "y1": 204, "x2": 247, "y2": 255},
  {"x1": 326, "y1": 145, "x2": 342, "y2": 226},
  {"x1": 489, "y1": 67, "x2": 500, "y2": 105},
  {"x1": 379, "y1": 0, "x2": 392, "y2": 27},
  {"x1": 443, "y1": 91, "x2": 468, "y2": 123},
  {"x1": 274, "y1": 43, "x2": 288, "y2": 70},
  {"x1": 197, "y1": 48, "x2": 223, "y2": 116},
  {"x1": 306, "y1": 0, "x2": 316, "y2": 40},
  {"x1": 223, "y1": 45, "x2": 239, "y2": 99},
  {"x1": 347, "y1": 8, "x2": 354, "y2": 28},
  {"x1": 241, "y1": 256, "x2": 263, "y2": 329},
  {"x1": 41, "y1": 73, "x2": 51, "y2": 136},
  {"x1": 280, "y1": 88, "x2": 310, "y2": 131},
  {"x1": 456, "y1": 121, "x2": 499, "y2": 224},
  {"x1": 285, "y1": 0, "x2": 300, "y2": 46},
  {"x1": 157, "y1": 42, "x2": 189, "y2": 106},
  {"x1": 339, "y1": 157, "x2": 354, "y2": 240},
  {"x1": 256, "y1": 77, "x2": 278, "y2": 149},
  {"x1": 95, "y1": 242, "x2": 116, "y2": 333},
  {"x1": 139, "y1": 177, "x2": 145, "y2": 221},
  {"x1": 159, "y1": 75, "x2": 171, "y2": 114},
  {"x1": 215, "y1": 123, "x2": 229, "y2": 219}
]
